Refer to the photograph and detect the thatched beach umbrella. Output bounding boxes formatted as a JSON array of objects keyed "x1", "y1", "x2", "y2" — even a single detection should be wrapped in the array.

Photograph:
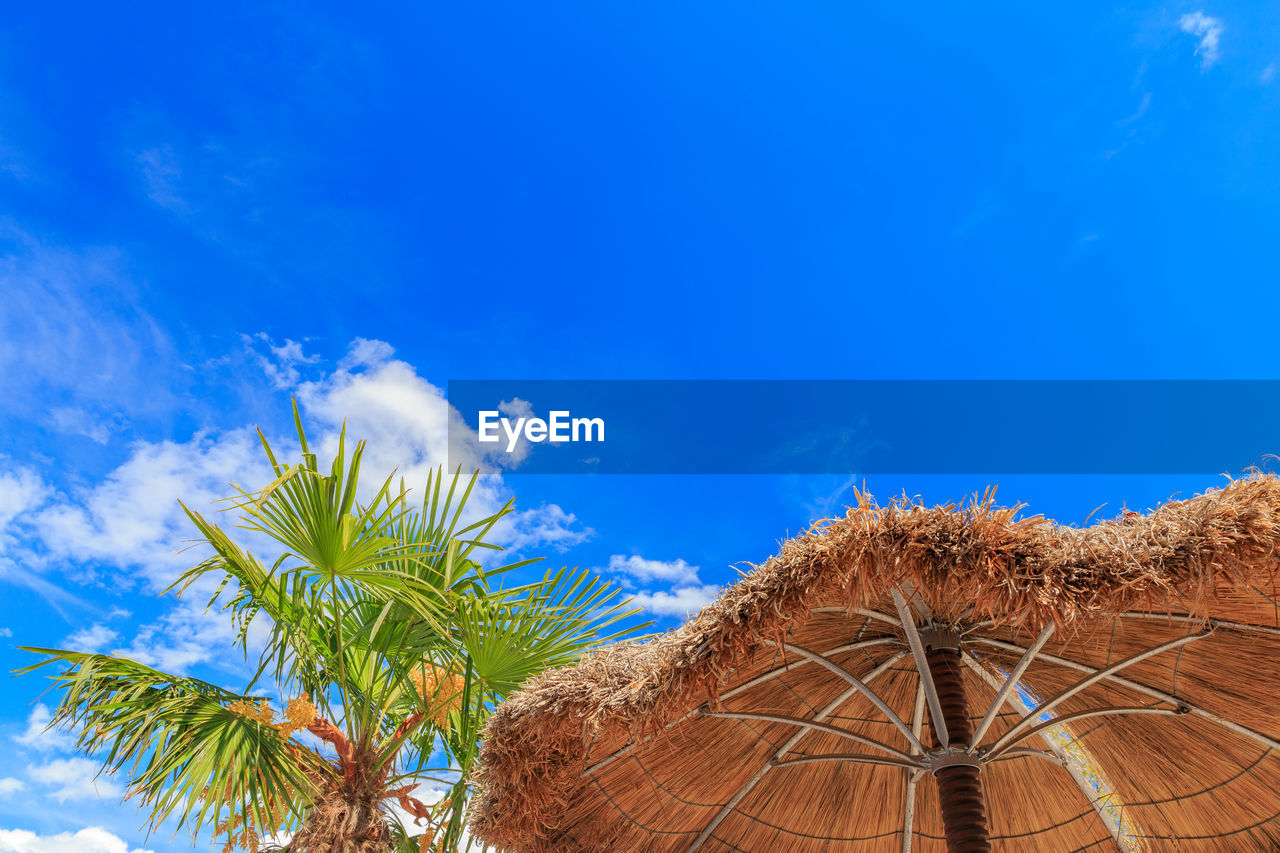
[{"x1": 472, "y1": 476, "x2": 1280, "y2": 852}]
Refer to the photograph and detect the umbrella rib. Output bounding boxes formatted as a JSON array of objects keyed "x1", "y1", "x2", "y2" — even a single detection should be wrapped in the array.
[
  {"x1": 1115, "y1": 611, "x2": 1280, "y2": 637},
  {"x1": 811, "y1": 606, "x2": 902, "y2": 627},
  {"x1": 985, "y1": 707, "x2": 1182, "y2": 761},
  {"x1": 981, "y1": 631, "x2": 1208, "y2": 759},
  {"x1": 891, "y1": 589, "x2": 950, "y2": 749},
  {"x1": 771, "y1": 752, "x2": 922, "y2": 771},
  {"x1": 986, "y1": 746, "x2": 1067, "y2": 766},
  {"x1": 769, "y1": 640, "x2": 927, "y2": 754},
  {"x1": 705, "y1": 711, "x2": 919, "y2": 763},
  {"x1": 684, "y1": 651, "x2": 910, "y2": 852},
  {"x1": 969, "y1": 620, "x2": 1056, "y2": 752},
  {"x1": 961, "y1": 653, "x2": 1133, "y2": 853},
  {"x1": 580, "y1": 636, "x2": 899, "y2": 778},
  {"x1": 902, "y1": 680, "x2": 925, "y2": 853},
  {"x1": 968, "y1": 636, "x2": 1280, "y2": 752},
  {"x1": 723, "y1": 636, "x2": 900, "y2": 703}
]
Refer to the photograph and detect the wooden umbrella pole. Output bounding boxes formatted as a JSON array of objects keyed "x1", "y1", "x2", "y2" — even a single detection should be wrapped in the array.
[{"x1": 926, "y1": 646, "x2": 991, "y2": 853}]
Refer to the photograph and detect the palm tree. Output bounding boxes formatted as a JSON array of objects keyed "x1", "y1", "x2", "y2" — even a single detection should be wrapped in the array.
[{"x1": 18, "y1": 409, "x2": 641, "y2": 852}]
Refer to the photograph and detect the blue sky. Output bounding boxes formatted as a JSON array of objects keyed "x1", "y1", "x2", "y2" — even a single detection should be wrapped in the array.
[{"x1": 1, "y1": 2, "x2": 1279, "y2": 850}]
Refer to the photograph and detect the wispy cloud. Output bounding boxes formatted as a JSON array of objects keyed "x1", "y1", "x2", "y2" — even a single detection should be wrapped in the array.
[
  {"x1": 47, "y1": 408, "x2": 127, "y2": 446},
  {"x1": 0, "y1": 778, "x2": 23, "y2": 796},
  {"x1": 26, "y1": 758, "x2": 123, "y2": 803},
  {"x1": 1179, "y1": 12, "x2": 1224, "y2": 70},
  {"x1": 1117, "y1": 92, "x2": 1152, "y2": 126},
  {"x1": 1261, "y1": 63, "x2": 1276, "y2": 84},
  {"x1": 136, "y1": 145, "x2": 188, "y2": 214},
  {"x1": 13, "y1": 705, "x2": 76, "y2": 754},
  {"x1": 0, "y1": 229, "x2": 175, "y2": 427}
]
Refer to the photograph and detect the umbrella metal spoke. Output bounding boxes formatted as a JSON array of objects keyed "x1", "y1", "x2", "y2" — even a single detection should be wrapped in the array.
[
  {"x1": 770, "y1": 640, "x2": 927, "y2": 754},
  {"x1": 985, "y1": 706, "x2": 1184, "y2": 762},
  {"x1": 1115, "y1": 611, "x2": 1280, "y2": 637},
  {"x1": 771, "y1": 752, "x2": 924, "y2": 771},
  {"x1": 961, "y1": 619, "x2": 997, "y2": 636},
  {"x1": 969, "y1": 636, "x2": 1280, "y2": 753},
  {"x1": 722, "y1": 636, "x2": 900, "y2": 703},
  {"x1": 985, "y1": 746, "x2": 1065, "y2": 766},
  {"x1": 685, "y1": 651, "x2": 909, "y2": 852},
  {"x1": 891, "y1": 589, "x2": 952, "y2": 749},
  {"x1": 705, "y1": 711, "x2": 919, "y2": 764},
  {"x1": 968, "y1": 620, "x2": 1056, "y2": 752},
  {"x1": 902, "y1": 680, "x2": 926, "y2": 853},
  {"x1": 811, "y1": 606, "x2": 903, "y2": 627},
  {"x1": 981, "y1": 631, "x2": 1209, "y2": 759}
]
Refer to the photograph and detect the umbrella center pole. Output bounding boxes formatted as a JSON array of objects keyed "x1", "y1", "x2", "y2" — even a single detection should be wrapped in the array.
[{"x1": 925, "y1": 641, "x2": 992, "y2": 853}]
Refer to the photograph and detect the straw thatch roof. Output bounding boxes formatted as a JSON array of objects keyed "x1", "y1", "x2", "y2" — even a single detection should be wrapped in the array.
[{"x1": 472, "y1": 475, "x2": 1280, "y2": 852}]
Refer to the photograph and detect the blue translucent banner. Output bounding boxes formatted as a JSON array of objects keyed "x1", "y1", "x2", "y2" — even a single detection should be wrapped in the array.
[{"x1": 446, "y1": 380, "x2": 1280, "y2": 474}]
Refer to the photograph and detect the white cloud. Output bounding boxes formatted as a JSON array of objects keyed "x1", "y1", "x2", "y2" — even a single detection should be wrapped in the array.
[
  {"x1": 497, "y1": 398, "x2": 533, "y2": 419},
  {"x1": 31, "y1": 427, "x2": 266, "y2": 586},
  {"x1": 629, "y1": 585, "x2": 720, "y2": 617},
  {"x1": 0, "y1": 627, "x2": 13, "y2": 638},
  {"x1": 296, "y1": 339, "x2": 486, "y2": 486},
  {"x1": 1179, "y1": 12, "x2": 1224, "y2": 69},
  {"x1": 0, "y1": 827, "x2": 152, "y2": 853},
  {"x1": 604, "y1": 555, "x2": 719, "y2": 618},
  {"x1": 607, "y1": 555, "x2": 701, "y2": 586},
  {"x1": 500, "y1": 505, "x2": 594, "y2": 554},
  {"x1": 0, "y1": 468, "x2": 47, "y2": 535},
  {"x1": 26, "y1": 759, "x2": 122, "y2": 803},
  {"x1": 13, "y1": 705, "x2": 75, "y2": 753},
  {"x1": 0, "y1": 778, "x2": 23, "y2": 796},
  {"x1": 0, "y1": 466, "x2": 87, "y2": 612},
  {"x1": 63, "y1": 624, "x2": 119, "y2": 653},
  {"x1": 1262, "y1": 63, "x2": 1276, "y2": 84},
  {"x1": 7, "y1": 438, "x2": 256, "y2": 665},
  {"x1": 243, "y1": 333, "x2": 320, "y2": 390},
  {"x1": 111, "y1": 600, "x2": 241, "y2": 675}
]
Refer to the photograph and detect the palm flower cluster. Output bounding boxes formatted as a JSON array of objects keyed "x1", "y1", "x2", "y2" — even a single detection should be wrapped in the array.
[
  {"x1": 408, "y1": 663, "x2": 466, "y2": 731},
  {"x1": 226, "y1": 694, "x2": 319, "y2": 737}
]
